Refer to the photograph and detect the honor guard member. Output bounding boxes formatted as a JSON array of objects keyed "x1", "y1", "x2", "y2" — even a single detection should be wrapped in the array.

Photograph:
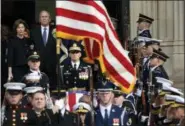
[
  {"x1": 73, "y1": 102, "x2": 91, "y2": 126},
  {"x1": 161, "y1": 96, "x2": 184, "y2": 126},
  {"x1": 51, "y1": 89, "x2": 79, "y2": 126},
  {"x1": 2, "y1": 82, "x2": 38, "y2": 126},
  {"x1": 85, "y1": 80, "x2": 123, "y2": 126},
  {"x1": 149, "y1": 49, "x2": 170, "y2": 86},
  {"x1": 22, "y1": 51, "x2": 49, "y2": 91},
  {"x1": 137, "y1": 13, "x2": 154, "y2": 38},
  {"x1": 31, "y1": 91, "x2": 57, "y2": 126},
  {"x1": 167, "y1": 96, "x2": 184, "y2": 120},
  {"x1": 155, "y1": 94, "x2": 176, "y2": 126},
  {"x1": 113, "y1": 86, "x2": 137, "y2": 126},
  {"x1": 113, "y1": 86, "x2": 125, "y2": 108},
  {"x1": 142, "y1": 38, "x2": 161, "y2": 86},
  {"x1": 61, "y1": 43, "x2": 90, "y2": 91}
]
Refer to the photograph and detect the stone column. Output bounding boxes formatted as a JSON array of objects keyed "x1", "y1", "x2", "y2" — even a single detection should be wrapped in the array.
[
  {"x1": 172, "y1": 1, "x2": 184, "y2": 88},
  {"x1": 130, "y1": 1, "x2": 184, "y2": 89}
]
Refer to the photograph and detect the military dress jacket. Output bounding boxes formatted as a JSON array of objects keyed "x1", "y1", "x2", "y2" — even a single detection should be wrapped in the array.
[
  {"x1": 22, "y1": 70, "x2": 50, "y2": 90},
  {"x1": 85, "y1": 105, "x2": 123, "y2": 126},
  {"x1": 142, "y1": 57, "x2": 150, "y2": 89},
  {"x1": 151, "y1": 65, "x2": 169, "y2": 87},
  {"x1": 37, "y1": 109, "x2": 57, "y2": 126},
  {"x1": 2, "y1": 105, "x2": 38, "y2": 126},
  {"x1": 138, "y1": 30, "x2": 152, "y2": 38},
  {"x1": 62, "y1": 60, "x2": 90, "y2": 90},
  {"x1": 54, "y1": 110, "x2": 79, "y2": 126}
]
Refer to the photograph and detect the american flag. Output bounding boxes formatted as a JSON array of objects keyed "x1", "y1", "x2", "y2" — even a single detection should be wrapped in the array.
[{"x1": 56, "y1": 0, "x2": 136, "y2": 94}]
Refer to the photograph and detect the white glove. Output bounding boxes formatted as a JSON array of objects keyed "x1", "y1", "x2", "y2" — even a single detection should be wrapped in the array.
[{"x1": 55, "y1": 98, "x2": 65, "y2": 110}]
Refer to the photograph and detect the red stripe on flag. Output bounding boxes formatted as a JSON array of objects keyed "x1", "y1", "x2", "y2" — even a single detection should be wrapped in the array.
[
  {"x1": 105, "y1": 33, "x2": 135, "y2": 75},
  {"x1": 56, "y1": 8, "x2": 105, "y2": 29},
  {"x1": 57, "y1": 25, "x2": 103, "y2": 41},
  {"x1": 68, "y1": 93, "x2": 76, "y2": 111},
  {"x1": 72, "y1": 1, "x2": 120, "y2": 41},
  {"x1": 84, "y1": 38, "x2": 93, "y2": 59},
  {"x1": 92, "y1": 40, "x2": 100, "y2": 58},
  {"x1": 103, "y1": 56, "x2": 130, "y2": 88}
]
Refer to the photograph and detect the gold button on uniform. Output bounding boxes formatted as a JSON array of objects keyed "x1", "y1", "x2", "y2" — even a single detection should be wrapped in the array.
[
  {"x1": 12, "y1": 114, "x2": 16, "y2": 117},
  {"x1": 13, "y1": 110, "x2": 16, "y2": 113},
  {"x1": 12, "y1": 119, "x2": 16, "y2": 122},
  {"x1": 12, "y1": 123, "x2": 16, "y2": 126}
]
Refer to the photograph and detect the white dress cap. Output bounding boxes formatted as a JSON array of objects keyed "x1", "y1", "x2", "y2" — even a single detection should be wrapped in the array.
[
  {"x1": 72, "y1": 102, "x2": 91, "y2": 112},
  {"x1": 175, "y1": 96, "x2": 184, "y2": 104},
  {"x1": 24, "y1": 86, "x2": 43, "y2": 94},
  {"x1": 156, "y1": 77, "x2": 173, "y2": 87},
  {"x1": 4, "y1": 82, "x2": 26, "y2": 90}
]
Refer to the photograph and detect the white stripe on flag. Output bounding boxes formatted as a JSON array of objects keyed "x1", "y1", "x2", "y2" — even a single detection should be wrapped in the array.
[
  {"x1": 56, "y1": 16, "x2": 105, "y2": 37},
  {"x1": 56, "y1": 1, "x2": 106, "y2": 22},
  {"x1": 103, "y1": 39, "x2": 134, "y2": 83}
]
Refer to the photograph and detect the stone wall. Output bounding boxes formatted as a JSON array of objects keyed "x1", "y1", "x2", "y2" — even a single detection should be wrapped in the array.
[{"x1": 130, "y1": 1, "x2": 184, "y2": 89}]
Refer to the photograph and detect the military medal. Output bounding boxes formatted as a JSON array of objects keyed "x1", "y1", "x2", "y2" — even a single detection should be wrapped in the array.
[
  {"x1": 20, "y1": 113, "x2": 24, "y2": 120},
  {"x1": 113, "y1": 118, "x2": 119, "y2": 126}
]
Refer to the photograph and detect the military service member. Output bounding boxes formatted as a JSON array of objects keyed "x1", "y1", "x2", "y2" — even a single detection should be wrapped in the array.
[
  {"x1": 2, "y1": 82, "x2": 38, "y2": 126},
  {"x1": 73, "y1": 102, "x2": 91, "y2": 126},
  {"x1": 61, "y1": 43, "x2": 90, "y2": 91},
  {"x1": 113, "y1": 86, "x2": 137, "y2": 126},
  {"x1": 149, "y1": 49, "x2": 169, "y2": 84},
  {"x1": 85, "y1": 80, "x2": 124, "y2": 126},
  {"x1": 137, "y1": 14, "x2": 154, "y2": 38},
  {"x1": 22, "y1": 51, "x2": 49, "y2": 91}
]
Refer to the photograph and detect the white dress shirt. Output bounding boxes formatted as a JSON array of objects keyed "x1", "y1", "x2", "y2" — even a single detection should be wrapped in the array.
[
  {"x1": 71, "y1": 61, "x2": 80, "y2": 70},
  {"x1": 99, "y1": 104, "x2": 112, "y2": 118},
  {"x1": 41, "y1": 25, "x2": 49, "y2": 42}
]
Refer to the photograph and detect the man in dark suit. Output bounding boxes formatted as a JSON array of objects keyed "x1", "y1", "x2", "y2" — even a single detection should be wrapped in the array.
[
  {"x1": 61, "y1": 43, "x2": 90, "y2": 91},
  {"x1": 137, "y1": 13, "x2": 154, "y2": 38},
  {"x1": 30, "y1": 10, "x2": 56, "y2": 89},
  {"x1": 85, "y1": 80, "x2": 123, "y2": 126}
]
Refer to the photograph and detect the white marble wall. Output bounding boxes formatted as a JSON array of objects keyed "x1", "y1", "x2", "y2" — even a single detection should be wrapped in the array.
[{"x1": 130, "y1": 1, "x2": 184, "y2": 88}]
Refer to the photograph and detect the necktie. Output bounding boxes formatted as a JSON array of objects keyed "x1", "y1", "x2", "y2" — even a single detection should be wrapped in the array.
[
  {"x1": 104, "y1": 109, "x2": 108, "y2": 125},
  {"x1": 74, "y1": 64, "x2": 77, "y2": 70},
  {"x1": 42, "y1": 27, "x2": 47, "y2": 45}
]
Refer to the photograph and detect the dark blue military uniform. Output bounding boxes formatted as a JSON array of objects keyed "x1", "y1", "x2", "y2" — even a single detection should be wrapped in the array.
[
  {"x1": 137, "y1": 13, "x2": 154, "y2": 38},
  {"x1": 85, "y1": 105, "x2": 122, "y2": 126},
  {"x1": 138, "y1": 30, "x2": 152, "y2": 38},
  {"x1": 150, "y1": 49, "x2": 169, "y2": 91},
  {"x1": 122, "y1": 99, "x2": 137, "y2": 126},
  {"x1": 85, "y1": 80, "x2": 124, "y2": 126}
]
